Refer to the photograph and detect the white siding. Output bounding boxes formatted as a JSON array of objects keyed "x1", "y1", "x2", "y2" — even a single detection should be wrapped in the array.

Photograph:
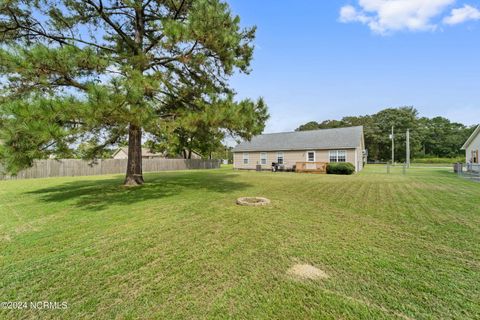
[
  {"x1": 466, "y1": 131, "x2": 480, "y2": 164},
  {"x1": 113, "y1": 150, "x2": 128, "y2": 159}
]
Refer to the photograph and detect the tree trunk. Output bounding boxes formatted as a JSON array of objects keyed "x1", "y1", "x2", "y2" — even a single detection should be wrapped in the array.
[
  {"x1": 123, "y1": 5, "x2": 145, "y2": 187},
  {"x1": 124, "y1": 124, "x2": 144, "y2": 186},
  {"x1": 188, "y1": 149, "x2": 192, "y2": 159}
]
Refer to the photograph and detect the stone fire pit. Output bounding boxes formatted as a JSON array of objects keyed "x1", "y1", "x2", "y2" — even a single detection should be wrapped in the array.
[{"x1": 236, "y1": 197, "x2": 271, "y2": 207}]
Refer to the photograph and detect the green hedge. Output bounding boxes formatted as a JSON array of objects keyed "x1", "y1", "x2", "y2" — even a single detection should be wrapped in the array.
[
  {"x1": 327, "y1": 162, "x2": 355, "y2": 175},
  {"x1": 412, "y1": 156, "x2": 464, "y2": 164}
]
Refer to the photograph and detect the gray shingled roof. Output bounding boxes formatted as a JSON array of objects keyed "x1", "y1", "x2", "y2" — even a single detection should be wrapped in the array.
[
  {"x1": 461, "y1": 125, "x2": 480, "y2": 150},
  {"x1": 233, "y1": 126, "x2": 364, "y2": 152}
]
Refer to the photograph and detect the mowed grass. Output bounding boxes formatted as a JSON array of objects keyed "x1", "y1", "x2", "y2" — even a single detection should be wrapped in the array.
[{"x1": 0, "y1": 166, "x2": 479, "y2": 319}]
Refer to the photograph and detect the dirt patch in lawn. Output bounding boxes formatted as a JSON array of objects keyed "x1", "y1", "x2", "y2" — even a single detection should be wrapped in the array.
[
  {"x1": 287, "y1": 263, "x2": 329, "y2": 280},
  {"x1": 0, "y1": 234, "x2": 11, "y2": 242}
]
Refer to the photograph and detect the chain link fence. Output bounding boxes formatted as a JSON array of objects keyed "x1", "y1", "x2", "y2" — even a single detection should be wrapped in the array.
[
  {"x1": 364, "y1": 162, "x2": 480, "y2": 182},
  {"x1": 366, "y1": 161, "x2": 462, "y2": 175},
  {"x1": 455, "y1": 163, "x2": 480, "y2": 182}
]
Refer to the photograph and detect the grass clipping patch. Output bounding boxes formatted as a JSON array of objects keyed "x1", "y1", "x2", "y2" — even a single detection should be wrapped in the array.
[{"x1": 287, "y1": 264, "x2": 329, "y2": 280}]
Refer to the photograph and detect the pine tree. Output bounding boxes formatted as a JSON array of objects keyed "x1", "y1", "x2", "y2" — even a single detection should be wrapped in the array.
[{"x1": 0, "y1": 0, "x2": 268, "y2": 185}]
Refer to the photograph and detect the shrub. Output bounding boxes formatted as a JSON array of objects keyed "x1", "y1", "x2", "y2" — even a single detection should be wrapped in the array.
[{"x1": 327, "y1": 162, "x2": 355, "y2": 175}]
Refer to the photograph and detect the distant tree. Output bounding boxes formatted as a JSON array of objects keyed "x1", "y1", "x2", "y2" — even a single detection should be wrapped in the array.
[
  {"x1": 295, "y1": 121, "x2": 320, "y2": 131},
  {"x1": 296, "y1": 107, "x2": 472, "y2": 162},
  {"x1": 341, "y1": 115, "x2": 377, "y2": 159},
  {"x1": 372, "y1": 107, "x2": 420, "y2": 161},
  {"x1": 170, "y1": 127, "x2": 218, "y2": 159},
  {"x1": 143, "y1": 97, "x2": 267, "y2": 159},
  {"x1": 0, "y1": 0, "x2": 268, "y2": 185},
  {"x1": 76, "y1": 142, "x2": 114, "y2": 159},
  {"x1": 210, "y1": 145, "x2": 233, "y2": 162},
  {"x1": 418, "y1": 117, "x2": 475, "y2": 158},
  {"x1": 296, "y1": 119, "x2": 346, "y2": 131},
  {"x1": 179, "y1": 128, "x2": 224, "y2": 159}
]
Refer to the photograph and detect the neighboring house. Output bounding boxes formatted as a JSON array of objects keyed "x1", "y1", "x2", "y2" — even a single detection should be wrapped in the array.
[
  {"x1": 461, "y1": 125, "x2": 480, "y2": 165},
  {"x1": 180, "y1": 150, "x2": 203, "y2": 160},
  {"x1": 112, "y1": 147, "x2": 202, "y2": 160},
  {"x1": 112, "y1": 147, "x2": 166, "y2": 160},
  {"x1": 232, "y1": 126, "x2": 366, "y2": 172}
]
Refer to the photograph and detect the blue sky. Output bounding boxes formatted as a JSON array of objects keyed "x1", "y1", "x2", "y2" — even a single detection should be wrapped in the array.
[{"x1": 228, "y1": 0, "x2": 480, "y2": 133}]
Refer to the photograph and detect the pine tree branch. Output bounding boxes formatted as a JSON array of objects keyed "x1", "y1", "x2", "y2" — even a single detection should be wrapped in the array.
[
  {"x1": 172, "y1": 0, "x2": 187, "y2": 20},
  {"x1": 2, "y1": 7, "x2": 116, "y2": 53},
  {"x1": 83, "y1": 0, "x2": 137, "y2": 51},
  {"x1": 146, "y1": 41, "x2": 198, "y2": 68},
  {"x1": 142, "y1": 0, "x2": 154, "y2": 10},
  {"x1": 57, "y1": 77, "x2": 89, "y2": 92},
  {"x1": 144, "y1": 34, "x2": 165, "y2": 53}
]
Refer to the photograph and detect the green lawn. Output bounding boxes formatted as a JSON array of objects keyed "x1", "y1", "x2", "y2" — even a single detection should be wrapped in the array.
[{"x1": 1, "y1": 166, "x2": 479, "y2": 319}]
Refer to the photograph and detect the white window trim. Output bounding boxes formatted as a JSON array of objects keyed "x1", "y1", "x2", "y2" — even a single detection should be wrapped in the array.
[
  {"x1": 277, "y1": 152, "x2": 284, "y2": 165},
  {"x1": 355, "y1": 149, "x2": 358, "y2": 172},
  {"x1": 260, "y1": 152, "x2": 267, "y2": 165},
  {"x1": 243, "y1": 152, "x2": 249, "y2": 165},
  {"x1": 329, "y1": 150, "x2": 347, "y2": 163},
  {"x1": 329, "y1": 150, "x2": 337, "y2": 162},
  {"x1": 306, "y1": 151, "x2": 316, "y2": 162}
]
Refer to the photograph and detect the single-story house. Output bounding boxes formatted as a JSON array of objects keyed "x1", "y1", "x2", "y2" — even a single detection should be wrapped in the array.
[
  {"x1": 112, "y1": 147, "x2": 166, "y2": 160},
  {"x1": 232, "y1": 126, "x2": 366, "y2": 172},
  {"x1": 461, "y1": 125, "x2": 480, "y2": 164}
]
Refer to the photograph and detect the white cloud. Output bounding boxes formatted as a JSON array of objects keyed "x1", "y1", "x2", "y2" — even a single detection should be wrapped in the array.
[
  {"x1": 339, "y1": 0, "x2": 455, "y2": 34},
  {"x1": 443, "y1": 4, "x2": 480, "y2": 25},
  {"x1": 339, "y1": 5, "x2": 372, "y2": 24}
]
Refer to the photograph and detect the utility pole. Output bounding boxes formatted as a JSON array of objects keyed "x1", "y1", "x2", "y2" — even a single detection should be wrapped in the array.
[
  {"x1": 406, "y1": 129, "x2": 410, "y2": 168},
  {"x1": 391, "y1": 126, "x2": 395, "y2": 165}
]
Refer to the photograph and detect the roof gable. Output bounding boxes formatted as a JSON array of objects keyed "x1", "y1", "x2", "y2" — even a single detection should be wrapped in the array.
[
  {"x1": 112, "y1": 147, "x2": 165, "y2": 157},
  {"x1": 112, "y1": 148, "x2": 127, "y2": 157},
  {"x1": 233, "y1": 126, "x2": 364, "y2": 152},
  {"x1": 462, "y1": 125, "x2": 480, "y2": 150}
]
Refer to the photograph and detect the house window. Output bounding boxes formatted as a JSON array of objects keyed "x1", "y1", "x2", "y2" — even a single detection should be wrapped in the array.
[
  {"x1": 473, "y1": 150, "x2": 479, "y2": 164},
  {"x1": 307, "y1": 151, "x2": 315, "y2": 162},
  {"x1": 277, "y1": 152, "x2": 284, "y2": 165},
  {"x1": 260, "y1": 152, "x2": 267, "y2": 165},
  {"x1": 243, "y1": 152, "x2": 249, "y2": 165},
  {"x1": 329, "y1": 150, "x2": 347, "y2": 162},
  {"x1": 329, "y1": 151, "x2": 336, "y2": 162}
]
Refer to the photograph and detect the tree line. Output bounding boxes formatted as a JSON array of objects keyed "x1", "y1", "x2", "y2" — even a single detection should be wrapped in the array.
[{"x1": 296, "y1": 107, "x2": 476, "y2": 162}]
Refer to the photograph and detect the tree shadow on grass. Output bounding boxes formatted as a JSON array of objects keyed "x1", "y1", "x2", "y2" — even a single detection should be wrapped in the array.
[{"x1": 26, "y1": 171, "x2": 251, "y2": 211}]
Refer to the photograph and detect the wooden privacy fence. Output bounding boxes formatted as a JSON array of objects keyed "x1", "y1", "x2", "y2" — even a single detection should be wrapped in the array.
[{"x1": 0, "y1": 158, "x2": 221, "y2": 180}]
